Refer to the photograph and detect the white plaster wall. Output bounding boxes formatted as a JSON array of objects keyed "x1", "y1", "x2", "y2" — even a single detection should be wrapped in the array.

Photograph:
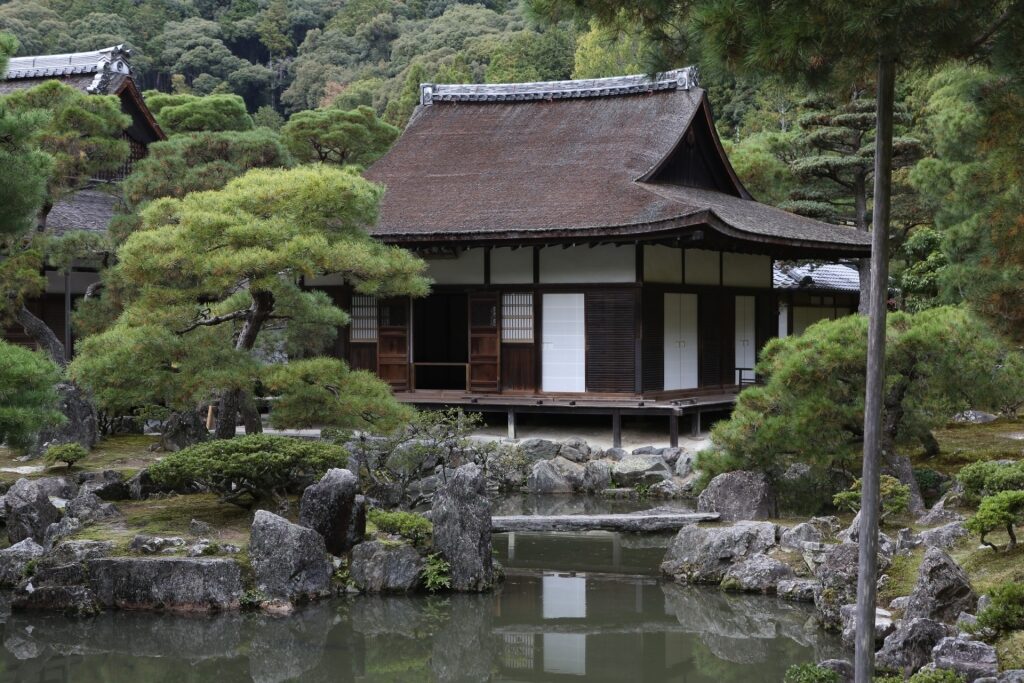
[
  {"x1": 778, "y1": 302, "x2": 789, "y2": 338},
  {"x1": 722, "y1": 252, "x2": 772, "y2": 288},
  {"x1": 491, "y1": 246, "x2": 533, "y2": 284},
  {"x1": 643, "y1": 245, "x2": 682, "y2": 283},
  {"x1": 792, "y1": 306, "x2": 836, "y2": 335},
  {"x1": 684, "y1": 249, "x2": 720, "y2": 285},
  {"x1": 424, "y1": 247, "x2": 485, "y2": 284},
  {"x1": 539, "y1": 244, "x2": 635, "y2": 283}
]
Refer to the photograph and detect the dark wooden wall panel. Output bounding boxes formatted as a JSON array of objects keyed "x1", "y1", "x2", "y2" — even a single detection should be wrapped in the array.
[
  {"x1": 698, "y1": 291, "x2": 734, "y2": 387},
  {"x1": 585, "y1": 289, "x2": 637, "y2": 393},
  {"x1": 501, "y1": 344, "x2": 535, "y2": 392},
  {"x1": 641, "y1": 287, "x2": 664, "y2": 393},
  {"x1": 349, "y1": 343, "x2": 377, "y2": 373}
]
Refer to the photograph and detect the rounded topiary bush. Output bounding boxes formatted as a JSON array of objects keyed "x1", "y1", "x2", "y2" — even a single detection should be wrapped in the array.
[
  {"x1": 43, "y1": 442, "x2": 88, "y2": 469},
  {"x1": 149, "y1": 434, "x2": 347, "y2": 508}
]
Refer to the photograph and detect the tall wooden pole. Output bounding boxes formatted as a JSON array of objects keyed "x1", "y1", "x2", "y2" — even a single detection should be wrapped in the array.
[{"x1": 853, "y1": 53, "x2": 896, "y2": 683}]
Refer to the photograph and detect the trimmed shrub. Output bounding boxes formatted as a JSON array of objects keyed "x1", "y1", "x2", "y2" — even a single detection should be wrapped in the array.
[
  {"x1": 833, "y1": 475, "x2": 910, "y2": 522},
  {"x1": 0, "y1": 340, "x2": 63, "y2": 452},
  {"x1": 149, "y1": 434, "x2": 346, "y2": 508},
  {"x1": 973, "y1": 581, "x2": 1024, "y2": 637},
  {"x1": 43, "y1": 443, "x2": 88, "y2": 469},
  {"x1": 783, "y1": 664, "x2": 839, "y2": 683},
  {"x1": 966, "y1": 490, "x2": 1024, "y2": 550},
  {"x1": 957, "y1": 460, "x2": 1024, "y2": 502},
  {"x1": 367, "y1": 508, "x2": 432, "y2": 545}
]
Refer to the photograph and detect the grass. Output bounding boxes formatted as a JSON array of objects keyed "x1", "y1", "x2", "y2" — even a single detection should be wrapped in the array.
[
  {"x1": 915, "y1": 418, "x2": 1024, "y2": 475},
  {"x1": 951, "y1": 531, "x2": 1024, "y2": 594},
  {"x1": 0, "y1": 434, "x2": 161, "y2": 485},
  {"x1": 880, "y1": 548, "x2": 925, "y2": 608},
  {"x1": 996, "y1": 631, "x2": 1024, "y2": 670}
]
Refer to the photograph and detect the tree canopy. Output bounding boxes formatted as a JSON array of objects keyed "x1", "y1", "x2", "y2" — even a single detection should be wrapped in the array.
[
  {"x1": 70, "y1": 165, "x2": 429, "y2": 436},
  {"x1": 0, "y1": 339, "x2": 63, "y2": 452},
  {"x1": 281, "y1": 106, "x2": 399, "y2": 167}
]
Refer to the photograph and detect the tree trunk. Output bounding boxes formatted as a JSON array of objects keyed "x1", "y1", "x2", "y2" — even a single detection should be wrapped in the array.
[
  {"x1": 854, "y1": 173, "x2": 872, "y2": 315},
  {"x1": 215, "y1": 290, "x2": 274, "y2": 439},
  {"x1": 17, "y1": 305, "x2": 68, "y2": 367},
  {"x1": 854, "y1": 54, "x2": 896, "y2": 683},
  {"x1": 240, "y1": 393, "x2": 263, "y2": 435}
]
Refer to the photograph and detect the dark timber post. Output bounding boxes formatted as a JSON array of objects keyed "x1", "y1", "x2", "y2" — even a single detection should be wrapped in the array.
[
  {"x1": 669, "y1": 412, "x2": 679, "y2": 448},
  {"x1": 507, "y1": 408, "x2": 517, "y2": 440},
  {"x1": 611, "y1": 410, "x2": 622, "y2": 449},
  {"x1": 63, "y1": 271, "x2": 72, "y2": 359},
  {"x1": 854, "y1": 53, "x2": 895, "y2": 683}
]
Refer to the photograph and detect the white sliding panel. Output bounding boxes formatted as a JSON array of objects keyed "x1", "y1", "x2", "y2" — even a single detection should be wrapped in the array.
[
  {"x1": 663, "y1": 293, "x2": 699, "y2": 390},
  {"x1": 735, "y1": 295, "x2": 756, "y2": 384},
  {"x1": 542, "y1": 293, "x2": 585, "y2": 392}
]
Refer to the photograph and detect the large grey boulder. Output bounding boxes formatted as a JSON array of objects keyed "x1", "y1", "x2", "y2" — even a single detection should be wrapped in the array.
[
  {"x1": 87, "y1": 557, "x2": 242, "y2": 610},
  {"x1": 814, "y1": 543, "x2": 891, "y2": 630},
  {"x1": 45, "y1": 540, "x2": 114, "y2": 566},
  {"x1": 31, "y1": 381, "x2": 98, "y2": 455},
  {"x1": 581, "y1": 460, "x2": 611, "y2": 492},
  {"x1": 299, "y1": 468, "x2": 363, "y2": 556},
  {"x1": 612, "y1": 454, "x2": 672, "y2": 487},
  {"x1": 920, "y1": 521, "x2": 969, "y2": 549},
  {"x1": 918, "y1": 494, "x2": 966, "y2": 526},
  {"x1": 777, "y1": 579, "x2": 817, "y2": 602},
  {"x1": 518, "y1": 439, "x2": 560, "y2": 461},
  {"x1": 349, "y1": 540, "x2": 423, "y2": 593},
  {"x1": 839, "y1": 604, "x2": 894, "y2": 647},
  {"x1": 674, "y1": 452, "x2": 696, "y2": 478},
  {"x1": 661, "y1": 521, "x2": 776, "y2": 584},
  {"x1": 65, "y1": 492, "x2": 120, "y2": 524},
  {"x1": 780, "y1": 522, "x2": 824, "y2": 550},
  {"x1": 157, "y1": 409, "x2": 209, "y2": 452},
  {"x1": 5, "y1": 478, "x2": 61, "y2": 544},
  {"x1": 0, "y1": 539, "x2": 45, "y2": 586},
  {"x1": 43, "y1": 516, "x2": 81, "y2": 549},
  {"x1": 697, "y1": 471, "x2": 776, "y2": 521},
  {"x1": 931, "y1": 636, "x2": 998, "y2": 682},
  {"x1": 77, "y1": 470, "x2": 130, "y2": 501},
  {"x1": 431, "y1": 464, "x2": 496, "y2": 592},
  {"x1": 13, "y1": 562, "x2": 100, "y2": 616},
  {"x1": 557, "y1": 438, "x2": 591, "y2": 462},
  {"x1": 904, "y1": 547, "x2": 977, "y2": 624},
  {"x1": 720, "y1": 554, "x2": 794, "y2": 593},
  {"x1": 875, "y1": 618, "x2": 952, "y2": 675},
  {"x1": 250, "y1": 510, "x2": 333, "y2": 602},
  {"x1": 526, "y1": 456, "x2": 583, "y2": 493},
  {"x1": 32, "y1": 476, "x2": 78, "y2": 500}
]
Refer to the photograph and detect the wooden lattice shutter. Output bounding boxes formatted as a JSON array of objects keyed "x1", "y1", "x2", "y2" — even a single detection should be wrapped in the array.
[{"x1": 585, "y1": 290, "x2": 637, "y2": 393}]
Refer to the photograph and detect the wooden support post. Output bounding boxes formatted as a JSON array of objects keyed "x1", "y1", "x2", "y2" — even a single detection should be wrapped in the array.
[
  {"x1": 691, "y1": 411, "x2": 701, "y2": 436},
  {"x1": 669, "y1": 412, "x2": 679, "y2": 448},
  {"x1": 507, "y1": 408, "x2": 517, "y2": 441},
  {"x1": 612, "y1": 410, "x2": 622, "y2": 449}
]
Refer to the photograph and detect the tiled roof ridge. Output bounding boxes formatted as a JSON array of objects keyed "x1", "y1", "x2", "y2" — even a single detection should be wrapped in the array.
[
  {"x1": 420, "y1": 66, "x2": 700, "y2": 105},
  {"x1": 4, "y1": 45, "x2": 133, "y2": 89}
]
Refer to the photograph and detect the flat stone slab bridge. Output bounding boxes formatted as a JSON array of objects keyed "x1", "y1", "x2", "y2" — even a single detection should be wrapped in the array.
[{"x1": 491, "y1": 510, "x2": 720, "y2": 533}]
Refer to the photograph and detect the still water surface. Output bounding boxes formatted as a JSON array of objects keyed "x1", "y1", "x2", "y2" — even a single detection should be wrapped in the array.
[{"x1": 0, "y1": 498, "x2": 843, "y2": 682}]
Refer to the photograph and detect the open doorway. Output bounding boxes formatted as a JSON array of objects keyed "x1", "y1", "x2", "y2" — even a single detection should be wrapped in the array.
[{"x1": 413, "y1": 292, "x2": 468, "y2": 389}]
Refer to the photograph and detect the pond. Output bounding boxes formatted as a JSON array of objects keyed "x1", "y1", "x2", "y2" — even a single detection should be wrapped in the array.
[{"x1": 0, "y1": 496, "x2": 843, "y2": 682}]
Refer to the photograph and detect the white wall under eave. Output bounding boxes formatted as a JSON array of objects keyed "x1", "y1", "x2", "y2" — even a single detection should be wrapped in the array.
[
  {"x1": 424, "y1": 247, "x2": 485, "y2": 284},
  {"x1": 722, "y1": 252, "x2": 772, "y2": 288},
  {"x1": 644, "y1": 244, "x2": 682, "y2": 283},
  {"x1": 685, "y1": 249, "x2": 720, "y2": 285},
  {"x1": 491, "y1": 246, "x2": 533, "y2": 284},
  {"x1": 539, "y1": 244, "x2": 635, "y2": 284}
]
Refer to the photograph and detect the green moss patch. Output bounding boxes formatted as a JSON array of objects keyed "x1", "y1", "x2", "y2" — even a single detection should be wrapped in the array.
[{"x1": 918, "y1": 419, "x2": 1024, "y2": 474}]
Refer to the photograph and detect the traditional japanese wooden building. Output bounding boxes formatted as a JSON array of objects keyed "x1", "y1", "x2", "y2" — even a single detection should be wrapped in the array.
[
  {"x1": 311, "y1": 68, "x2": 869, "y2": 444},
  {"x1": 1, "y1": 45, "x2": 165, "y2": 356}
]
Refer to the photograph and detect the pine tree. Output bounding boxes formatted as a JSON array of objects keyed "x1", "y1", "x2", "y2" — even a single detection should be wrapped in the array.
[
  {"x1": 782, "y1": 92, "x2": 923, "y2": 311},
  {"x1": 70, "y1": 166, "x2": 429, "y2": 438}
]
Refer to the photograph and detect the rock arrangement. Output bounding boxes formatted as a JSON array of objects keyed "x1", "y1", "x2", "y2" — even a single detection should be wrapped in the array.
[
  {"x1": 0, "y1": 460, "x2": 501, "y2": 616},
  {"x1": 513, "y1": 438, "x2": 700, "y2": 498},
  {"x1": 657, "y1": 483, "x2": 1014, "y2": 682}
]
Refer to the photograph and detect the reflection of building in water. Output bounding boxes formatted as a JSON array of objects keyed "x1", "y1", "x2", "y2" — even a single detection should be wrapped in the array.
[
  {"x1": 496, "y1": 530, "x2": 671, "y2": 576},
  {"x1": 542, "y1": 574, "x2": 587, "y2": 619},
  {"x1": 543, "y1": 633, "x2": 586, "y2": 675}
]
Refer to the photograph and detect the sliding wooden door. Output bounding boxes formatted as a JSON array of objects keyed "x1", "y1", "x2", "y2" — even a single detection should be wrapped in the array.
[
  {"x1": 468, "y1": 292, "x2": 500, "y2": 392},
  {"x1": 377, "y1": 298, "x2": 410, "y2": 391}
]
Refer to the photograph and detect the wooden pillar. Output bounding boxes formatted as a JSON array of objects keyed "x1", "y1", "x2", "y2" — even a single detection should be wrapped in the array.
[
  {"x1": 507, "y1": 408, "x2": 517, "y2": 440},
  {"x1": 63, "y1": 272, "x2": 72, "y2": 359},
  {"x1": 612, "y1": 410, "x2": 622, "y2": 449},
  {"x1": 669, "y1": 412, "x2": 679, "y2": 448},
  {"x1": 691, "y1": 410, "x2": 702, "y2": 436}
]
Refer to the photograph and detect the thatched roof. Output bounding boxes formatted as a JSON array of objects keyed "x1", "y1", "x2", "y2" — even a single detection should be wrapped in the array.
[
  {"x1": 47, "y1": 189, "x2": 122, "y2": 236},
  {"x1": 1, "y1": 45, "x2": 164, "y2": 143},
  {"x1": 366, "y1": 69, "x2": 870, "y2": 258}
]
